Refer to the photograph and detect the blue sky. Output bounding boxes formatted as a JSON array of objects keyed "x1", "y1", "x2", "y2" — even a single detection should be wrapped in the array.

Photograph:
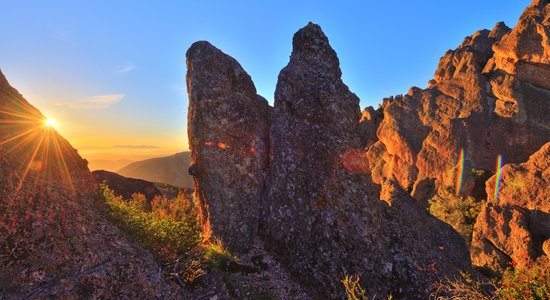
[{"x1": 0, "y1": 0, "x2": 529, "y2": 157}]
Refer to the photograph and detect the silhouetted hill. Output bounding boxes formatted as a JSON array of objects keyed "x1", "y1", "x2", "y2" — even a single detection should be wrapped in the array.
[
  {"x1": 117, "y1": 152, "x2": 193, "y2": 188},
  {"x1": 92, "y1": 170, "x2": 163, "y2": 202}
]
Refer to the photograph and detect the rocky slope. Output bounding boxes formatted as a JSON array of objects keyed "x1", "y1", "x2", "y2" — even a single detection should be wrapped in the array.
[
  {"x1": 0, "y1": 70, "x2": 181, "y2": 299},
  {"x1": 117, "y1": 152, "x2": 194, "y2": 188},
  {"x1": 472, "y1": 142, "x2": 549, "y2": 273},
  {"x1": 187, "y1": 23, "x2": 472, "y2": 299},
  {"x1": 365, "y1": 0, "x2": 550, "y2": 205}
]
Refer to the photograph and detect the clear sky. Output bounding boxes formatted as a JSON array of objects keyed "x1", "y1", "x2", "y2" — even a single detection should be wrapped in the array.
[{"x1": 0, "y1": 0, "x2": 529, "y2": 165}]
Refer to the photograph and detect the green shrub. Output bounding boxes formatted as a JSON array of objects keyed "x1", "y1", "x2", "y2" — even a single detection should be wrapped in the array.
[
  {"x1": 203, "y1": 238, "x2": 237, "y2": 269},
  {"x1": 496, "y1": 265, "x2": 549, "y2": 300},
  {"x1": 151, "y1": 191, "x2": 195, "y2": 222},
  {"x1": 99, "y1": 183, "x2": 202, "y2": 261},
  {"x1": 428, "y1": 186, "x2": 484, "y2": 246},
  {"x1": 432, "y1": 265, "x2": 549, "y2": 300}
]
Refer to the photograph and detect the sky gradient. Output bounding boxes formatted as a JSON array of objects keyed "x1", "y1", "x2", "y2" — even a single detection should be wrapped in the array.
[{"x1": 0, "y1": 0, "x2": 530, "y2": 166}]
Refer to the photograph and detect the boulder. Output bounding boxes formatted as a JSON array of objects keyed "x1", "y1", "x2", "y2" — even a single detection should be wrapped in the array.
[{"x1": 186, "y1": 41, "x2": 271, "y2": 252}]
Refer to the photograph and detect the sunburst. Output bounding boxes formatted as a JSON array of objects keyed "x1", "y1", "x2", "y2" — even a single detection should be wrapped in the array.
[{"x1": 0, "y1": 108, "x2": 78, "y2": 199}]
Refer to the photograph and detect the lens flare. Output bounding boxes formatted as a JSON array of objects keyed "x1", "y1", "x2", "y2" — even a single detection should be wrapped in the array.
[
  {"x1": 217, "y1": 142, "x2": 227, "y2": 150},
  {"x1": 455, "y1": 148, "x2": 465, "y2": 196},
  {"x1": 494, "y1": 155, "x2": 503, "y2": 201},
  {"x1": 342, "y1": 148, "x2": 369, "y2": 174}
]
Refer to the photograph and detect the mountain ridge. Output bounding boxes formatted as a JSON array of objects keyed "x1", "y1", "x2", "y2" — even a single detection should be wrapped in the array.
[{"x1": 117, "y1": 151, "x2": 193, "y2": 188}]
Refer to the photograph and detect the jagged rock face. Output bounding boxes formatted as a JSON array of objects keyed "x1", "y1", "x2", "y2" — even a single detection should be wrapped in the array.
[
  {"x1": 490, "y1": 0, "x2": 550, "y2": 90},
  {"x1": 262, "y1": 23, "x2": 388, "y2": 296},
  {"x1": 186, "y1": 23, "x2": 472, "y2": 298},
  {"x1": 0, "y1": 71, "x2": 180, "y2": 298},
  {"x1": 472, "y1": 142, "x2": 550, "y2": 273},
  {"x1": 259, "y1": 23, "x2": 471, "y2": 298},
  {"x1": 359, "y1": 106, "x2": 382, "y2": 148},
  {"x1": 186, "y1": 41, "x2": 271, "y2": 252},
  {"x1": 368, "y1": 0, "x2": 550, "y2": 204}
]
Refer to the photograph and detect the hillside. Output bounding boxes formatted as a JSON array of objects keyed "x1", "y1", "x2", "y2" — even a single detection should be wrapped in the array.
[
  {"x1": 117, "y1": 152, "x2": 193, "y2": 188},
  {"x1": 92, "y1": 170, "x2": 163, "y2": 201},
  {"x1": 0, "y1": 70, "x2": 182, "y2": 298}
]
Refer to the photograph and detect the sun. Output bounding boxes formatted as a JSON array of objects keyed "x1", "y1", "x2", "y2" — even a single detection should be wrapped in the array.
[{"x1": 44, "y1": 118, "x2": 56, "y2": 128}]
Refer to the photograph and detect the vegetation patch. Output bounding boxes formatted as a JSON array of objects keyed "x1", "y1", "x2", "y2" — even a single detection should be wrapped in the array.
[
  {"x1": 428, "y1": 186, "x2": 484, "y2": 246},
  {"x1": 98, "y1": 183, "x2": 202, "y2": 261},
  {"x1": 431, "y1": 264, "x2": 549, "y2": 300}
]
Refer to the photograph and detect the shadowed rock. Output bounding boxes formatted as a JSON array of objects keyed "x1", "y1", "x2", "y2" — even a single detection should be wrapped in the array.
[
  {"x1": 359, "y1": 106, "x2": 383, "y2": 148},
  {"x1": 186, "y1": 41, "x2": 271, "y2": 252},
  {"x1": 260, "y1": 23, "x2": 471, "y2": 298},
  {"x1": 185, "y1": 23, "x2": 472, "y2": 299}
]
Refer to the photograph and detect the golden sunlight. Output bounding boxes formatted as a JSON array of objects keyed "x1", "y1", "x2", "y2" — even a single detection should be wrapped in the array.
[{"x1": 44, "y1": 118, "x2": 56, "y2": 128}]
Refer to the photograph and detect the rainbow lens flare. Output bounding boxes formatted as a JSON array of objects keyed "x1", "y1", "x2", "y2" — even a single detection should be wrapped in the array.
[
  {"x1": 455, "y1": 148, "x2": 465, "y2": 196},
  {"x1": 494, "y1": 155, "x2": 503, "y2": 201}
]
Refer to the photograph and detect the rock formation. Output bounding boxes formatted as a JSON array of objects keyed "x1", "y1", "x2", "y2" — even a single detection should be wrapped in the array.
[
  {"x1": 187, "y1": 23, "x2": 472, "y2": 298},
  {"x1": 186, "y1": 41, "x2": 271, "y2": 252},
  {"x1": 365, "y1": 0, "x2": 550, "y2": 205},
  {"x1": 0, "y1": 70, "x2": 180, "y2": 298},
  {"x1": 472, "y1": 142, "x2": 549, "y2": 273},
  {"x1": 359, "y1": 106, "x2": 383, "y2": 148}
]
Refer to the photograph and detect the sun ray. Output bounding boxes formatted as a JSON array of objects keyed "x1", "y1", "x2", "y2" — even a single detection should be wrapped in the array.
[
  {"x1": 0, "y1": 119, "x2": 41, "y2": 125},
  {"x1": 0, "y1": 126, "x2": 40, "y2": 147},
  {"x1": 0, "y1": 109, "x2": 41, "y2": 120},
  {"x1": 51, "y1": 132, "x2": 76, "y2": 192},
  {"x1": 5, "y1": 128, "x2": 43, "y2": 155},
  {"x1": 14, "y1": 130, "x2": 47, "y2": 195}
]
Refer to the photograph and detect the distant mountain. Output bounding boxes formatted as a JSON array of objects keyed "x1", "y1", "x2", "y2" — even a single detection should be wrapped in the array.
[
  {"x1": 88, "y1": 158, "x2": 134, "y2": 172},
  {"x1": 117, "y1": 152, "x2": 193, "y2": 188}
]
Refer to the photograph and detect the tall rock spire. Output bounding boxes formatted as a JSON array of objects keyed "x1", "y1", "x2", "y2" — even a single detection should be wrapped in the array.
[
  {"x1": 261, "y1": 23, "x2": 470, "y2": 298},
  {"x1": 186, "y1": 41, "x2": 271, "y2": 252}
]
